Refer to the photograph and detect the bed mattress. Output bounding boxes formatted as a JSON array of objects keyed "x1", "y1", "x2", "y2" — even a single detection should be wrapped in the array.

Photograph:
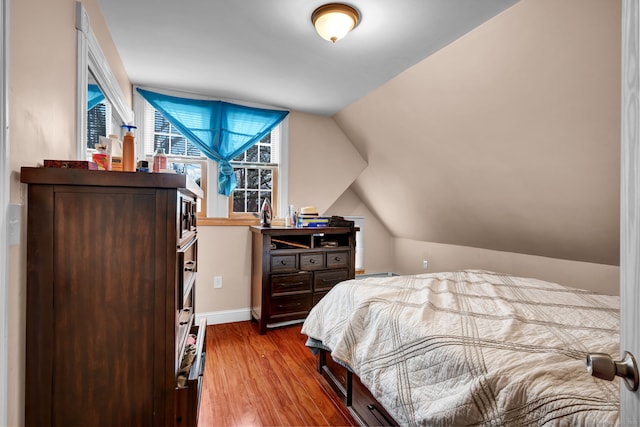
[{"x1": 302, "y1": 270, "x2": 620, "y2": 426}]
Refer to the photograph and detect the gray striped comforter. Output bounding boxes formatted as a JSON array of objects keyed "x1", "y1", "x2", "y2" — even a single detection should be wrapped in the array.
[{"x1": 301, "y1": 270, "x2": 620, "y2": 426}]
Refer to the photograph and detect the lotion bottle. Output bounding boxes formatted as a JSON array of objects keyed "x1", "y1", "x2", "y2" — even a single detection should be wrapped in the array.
[{"x1": 121, "y1": 125, "x2": 137, "y2": 172}]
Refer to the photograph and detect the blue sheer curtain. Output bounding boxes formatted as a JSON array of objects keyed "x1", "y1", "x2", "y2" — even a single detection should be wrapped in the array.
[
  {"x1": 88, "y1": 84, "x2": 105, "y2": 110},
  {"x1": 137, "y1": 88, "x2": 289, "y2": 196}
]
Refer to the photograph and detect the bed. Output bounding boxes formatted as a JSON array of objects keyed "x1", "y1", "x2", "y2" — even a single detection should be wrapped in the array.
[{"x1": 301, "y1": 270, "x2": 620, "y2": 426}]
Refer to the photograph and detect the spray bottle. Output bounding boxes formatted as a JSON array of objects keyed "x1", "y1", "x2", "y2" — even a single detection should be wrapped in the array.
[{"x1": 121, "y1": 125, "x2": 137, "y2": 172}]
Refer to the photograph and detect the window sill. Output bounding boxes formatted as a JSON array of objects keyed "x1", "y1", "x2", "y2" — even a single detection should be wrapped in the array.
[
  {"x1": 197, "y1": 217, "x2": 260, "y2": 227},
  {"x1": 197, "y1": 217, "x2": 291, "y2": 227}
]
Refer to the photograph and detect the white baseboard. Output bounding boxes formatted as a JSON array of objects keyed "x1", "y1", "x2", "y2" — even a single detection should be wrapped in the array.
[{"x1": 195, "y1": 308, "x2": 252, "y2": 325}]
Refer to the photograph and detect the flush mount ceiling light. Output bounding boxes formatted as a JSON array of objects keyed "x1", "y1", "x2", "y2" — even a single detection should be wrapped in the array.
[{"x1": 312, "y1": 3, "x2": 360, "y2": 43}]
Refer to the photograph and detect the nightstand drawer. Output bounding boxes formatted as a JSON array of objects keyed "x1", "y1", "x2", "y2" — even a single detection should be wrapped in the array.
[
  {"x1": 300, "y1": 253, "x2": 325, "y2": 270},
  {"x1": 326, "y1": 251, "x2": 349, "y2": 268},
  {"x1": 271, "y1": 255, "x2": 297, "y2": 272},
  {"x1": 314, "y1": 269, "x2": 350, "y2": 292},
  {"x1": 271, "y1": 272, "x2": 312, "y2": 295}
]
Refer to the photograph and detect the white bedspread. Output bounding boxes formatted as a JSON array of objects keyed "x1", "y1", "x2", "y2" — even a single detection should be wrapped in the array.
[{"x1": 301, "y1": 270, "x2": 620, "y2": 426}]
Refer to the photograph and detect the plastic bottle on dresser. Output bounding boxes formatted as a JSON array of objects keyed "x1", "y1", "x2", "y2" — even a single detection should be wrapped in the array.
[
  {"x1": 122, "y1": 124, "x2": 137, "y2": 172},
  {"x1": 109, "y1": 134, "x2": 123, "y2": 171},
  {"x1": 153, "y1": 147, "x2": 167, "y2": 172}
]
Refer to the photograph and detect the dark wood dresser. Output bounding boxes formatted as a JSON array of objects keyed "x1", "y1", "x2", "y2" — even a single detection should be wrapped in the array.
[
  {"x1": 21, "y1": 167, "x2": 206, "y2": 427},
  {"x1": 250, "y1": 225, "x2": 356, "y2": 334}
]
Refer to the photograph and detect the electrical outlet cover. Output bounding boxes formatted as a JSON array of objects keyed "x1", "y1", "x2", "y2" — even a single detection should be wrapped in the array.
[{"x1": 214, "y1": 276, "x2": 223, "y2": 288}]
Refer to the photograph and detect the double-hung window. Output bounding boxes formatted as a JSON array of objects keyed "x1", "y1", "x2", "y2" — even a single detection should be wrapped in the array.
[
  {"x1": 135, "y1": 89, "x2": 287, "y2": 221},
  {"x1": 230, "y1": 127, "x2": 280, "y2": 219}
]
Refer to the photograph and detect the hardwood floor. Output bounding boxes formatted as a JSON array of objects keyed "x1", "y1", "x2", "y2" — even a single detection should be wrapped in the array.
[{"x1": 197, "y1": 321, "x2": 358, "y2": 427}]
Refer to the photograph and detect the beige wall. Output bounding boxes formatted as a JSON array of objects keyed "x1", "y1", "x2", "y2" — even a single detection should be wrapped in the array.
[
  {"x1": 196, "y1": 226, "x2": 252, "y2": 314},
  {"x1": 7, "y1": 0, "x2": 130, "y2": 424},
  {"x1": 334, "y1": 0, "x2": 621, "y2": 266},
  {"x1": 288, "y1": 111, "x2": 366, "y2": 214},
  {"x1": 325, "y1": 187, "x2": 396, "y2": 275},
  {"x1": 394, "y1": 238, "x2": 619, "y2": 296}
]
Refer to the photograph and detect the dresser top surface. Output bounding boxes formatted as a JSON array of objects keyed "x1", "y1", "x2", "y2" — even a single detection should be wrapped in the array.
[
  {"x1": 20, "y1": 166, "x2": 204, "y2": 199},
  {"x1": 251, "y1": 225, "x2": 356, "y2": 235}
]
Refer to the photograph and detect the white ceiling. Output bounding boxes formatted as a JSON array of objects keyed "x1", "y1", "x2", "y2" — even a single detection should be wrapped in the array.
[{"x1": 98, "y1": 0, "x2": 519, "y2": 116}]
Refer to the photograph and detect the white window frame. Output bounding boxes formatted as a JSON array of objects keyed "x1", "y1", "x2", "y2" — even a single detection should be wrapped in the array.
[{"x1": 133, "y1": 86, "x2": 289, "y2": 220}]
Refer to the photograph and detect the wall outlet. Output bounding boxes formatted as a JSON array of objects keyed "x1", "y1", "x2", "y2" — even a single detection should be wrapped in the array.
[
  {"x1": 213, "y1": 276, "x2": 223, "y2": 289},
  {"x1": 8, "y1": 204, "x2": 21, "y2": 246},
  {"x1": 422, "y1": 259, "x2": 428, "y2": 270}
]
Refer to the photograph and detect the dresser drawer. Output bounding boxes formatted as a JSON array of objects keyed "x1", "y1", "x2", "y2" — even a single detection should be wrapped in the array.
[
  {"x1": 269, "y1": 294, "x2": 311, "y2": 318},
  {"x1": 300, "y1": 253, "x2": 325, "y2": 270},
  {"x1": 271, "y1": 254, "x2": 297, "y2": 272},
  {"x1": 314, "y1": 269, "x2": 349, "y2": 292},
  {"x1": 326, "y1": 251, "x2": 349, "y2": 268},
  {"x1": 271, "y1": 272, "x2": 312, "y2": 295},
  {"x1": 176, "y1": 318, "x2": 207, "y2": 427},
  {"x1": 178, "y1": 237, "x2": 198, "y2": 309},
  {"x1": 179, "y1": 194, "x2": 197, "y2": 245}
]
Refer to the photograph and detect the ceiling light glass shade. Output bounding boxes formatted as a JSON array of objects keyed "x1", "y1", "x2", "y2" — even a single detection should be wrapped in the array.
[{"x1": 312, "y1": 3, "x2": 360, "y2": 43}]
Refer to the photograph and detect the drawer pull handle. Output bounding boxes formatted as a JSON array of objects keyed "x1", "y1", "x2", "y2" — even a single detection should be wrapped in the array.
[
  {"x1": 179, "y1": 321, "x2": 189, "y2": 325},
  {"x1": 184, "y1": 260, "x2": 196, "y2": 271},
  {"x1": 280, "y1": 260, "x2": 287, "y2": 265},
  {"x1": 334, "y1": 256, "x2": 342, "y2": 262},
  {"x1": 279, "y1": 303, "x2": 302, "y2": 308},
  {"x1": 309, "y1": 259, "x2": 316, "y2": 264},
  {"x1": 282, "y1": 281, "x2": 304, "y2": 287}
]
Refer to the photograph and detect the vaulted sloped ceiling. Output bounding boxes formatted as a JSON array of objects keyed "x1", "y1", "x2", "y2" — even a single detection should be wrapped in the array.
[{"x1": 334, "y1": 0, "x2": 621, "y2": 265}]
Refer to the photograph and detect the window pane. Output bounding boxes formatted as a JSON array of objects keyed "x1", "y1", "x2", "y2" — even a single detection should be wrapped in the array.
[
  {"x1": 154, "y1": 111, "x2": 170, "y2": 133},
  {"x1": 233, "y1": 192, "x2": 245, "y2": 212},
  {"x1": 233, "y1": 152, "x2": 245, "y2": 162},
  {"x1": 235, "y1": 168, "x2": 246, "y2": 189},
  {"x1": 187, "y1": 140, "x2": 201, "y2": 157},
  {"x1": 260, "y1": 133, "x2": 271, "y2": 144},
  {"x1": 154, "y1": 135, "x2": 170, "y2": 154},
  {"x1": 87, "y1": 103, "x2": 107, "y2": 150},
  {"x1": 247, "y1": 191, "x2": 259, "y2": 212},
  {"x1": 246, "y1": 145, "x2": 258, "y2": 163},
  {"x1": 260, "y1": 191, "x2": 271, "y2": 206},
  {"x1": 247, "y1": 168, "x2": 259, "y2": 189},
  {"x1": 260, "y1": 169, "x2": 272, "y2": 190},
  {"x1": 259, "y1": 145, "x2": 271, "y2": 163},
  {"x1": 171, "y1": 136, "x2": 187, "y2": 156}
]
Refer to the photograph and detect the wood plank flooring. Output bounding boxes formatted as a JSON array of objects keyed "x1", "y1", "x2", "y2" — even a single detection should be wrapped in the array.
[{"x1": 197, "y1": 321, "x2": 358, "y2": 427}]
